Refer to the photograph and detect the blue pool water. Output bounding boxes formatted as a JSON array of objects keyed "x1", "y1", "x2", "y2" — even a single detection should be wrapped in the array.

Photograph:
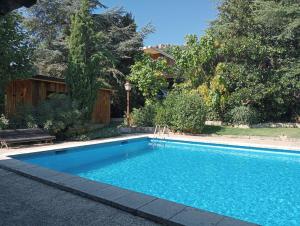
[{"x1": 14, "y1": 138, "x2": 300, "y2": 226}]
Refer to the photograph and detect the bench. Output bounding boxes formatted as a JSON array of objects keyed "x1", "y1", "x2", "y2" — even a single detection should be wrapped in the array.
[{"x1": 0, "y1": 128, "x2": 55, "y2": 148}]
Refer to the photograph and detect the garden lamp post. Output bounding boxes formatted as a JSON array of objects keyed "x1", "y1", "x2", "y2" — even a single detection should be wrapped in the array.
[{"x1": 124, "y1": 81, "x2": 132, "y2": 126}]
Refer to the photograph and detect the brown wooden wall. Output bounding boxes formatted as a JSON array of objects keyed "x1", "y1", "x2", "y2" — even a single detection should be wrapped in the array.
[
  {"x1": 5, "y1": 79, "x2": 111, "y2": 124},
  {"x1": 5, "y1": 80, "x2": 33, "y2": 116},
  {"x1": 91, "y1": 89, "x2": 111, "y2": 124},
  {"x1": 31, "y1": 80, "x2": 67, "y2": 106}
]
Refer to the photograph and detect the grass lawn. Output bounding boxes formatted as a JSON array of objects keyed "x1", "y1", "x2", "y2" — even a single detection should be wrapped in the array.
[{"x1": 202, "y1": 126, "x2": 300, "y2": 139}]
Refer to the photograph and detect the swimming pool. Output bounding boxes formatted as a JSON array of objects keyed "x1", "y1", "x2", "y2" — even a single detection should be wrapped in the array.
[{"x1": 14, "y1": 138, "x2": 300, "y2": 226}]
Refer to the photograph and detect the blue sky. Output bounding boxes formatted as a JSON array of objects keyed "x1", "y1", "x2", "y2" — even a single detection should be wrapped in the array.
[{"x1": 98, "y1": 0, "x2": 219, "y2": 46}]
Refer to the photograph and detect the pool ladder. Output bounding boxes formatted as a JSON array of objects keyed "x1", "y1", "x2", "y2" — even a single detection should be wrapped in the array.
[
  {"x1": 153, "y1": 125, "x2": 170, "y2": 148},
  {"x1": 154, "y1": 125, "x2": 169, "y2": 137}
]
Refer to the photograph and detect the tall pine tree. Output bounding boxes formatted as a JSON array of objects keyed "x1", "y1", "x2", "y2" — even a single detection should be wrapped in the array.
[
  {"x1": 0, "y1": 13, "x2": 33, "y2": 113},
  {"x1": 66, "y1": 0, "x2": 99, "y2": 118}
]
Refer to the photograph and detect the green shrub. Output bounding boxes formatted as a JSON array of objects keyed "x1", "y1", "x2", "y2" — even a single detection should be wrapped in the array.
[
  {"x1": 66, "y1": 123, "x2": 121, "y2": 141},
  {"x1": 9, "y1": 94, "x2": 84, "y2": 138},
  {"x1": 227, "y1": 106, "x2": 260, "y2": 125},
  {"x1": 35, "y1": 94, "x2": 83, "y2": 137},
  {"x1": 0, "y1": 114, "x2": 9, "y2": 130},
  {"x1": 156, "y1": 92, "x2": 207, "y2": 133},
  {"x1": 131, "y1": 104, "x2": 157, "y2": 127},
  {"x1": 206, "y1": 106, "x2": 222, "y2": 121},
  {"x1": 9, "y1": 105, "x2": 37, "y2": 129},
  {"x1": 155, "y1": 92, "x2": 177, "y2": 126}
]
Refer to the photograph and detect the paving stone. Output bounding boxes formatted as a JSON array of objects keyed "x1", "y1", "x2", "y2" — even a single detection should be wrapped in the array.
[
  {"x1": 13, "y1": 165, "x2": 60, "y2": 180},
  {"x1": 91, "y1": 185, "x2": 132, "y2": 203},
  {"x1": 114, "y1": 191, "x2": 157, "y2": 212},
  {"x1": 138, "y1": 198, "x2": 186, "y2": 223},
  {"x1": 45, "y1": 171, "x2": 79, "y2": 184},
  {"x1": 170, "y1": 207, "x2": 224, "y2": 226},
  {"x1": 217, "y1": 217, "x2": 259, "y2": 226},
  {"x1": 0, "y1": 158, "x2": 28, "y2": 169},
  {"x1": 63, "y1": 176, "x2": 111, "y2": 195}
]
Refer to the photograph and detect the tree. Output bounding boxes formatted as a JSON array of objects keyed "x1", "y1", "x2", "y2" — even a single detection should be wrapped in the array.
[
  {"x1": 25, "y1": 2, "x2": 152, "y2": 78},
  {"x1": 171, "y1": 0, "x2": 299, "y2": 122},
  {"x1": 172, "y1": 33, "x2": 218, "y2": 88},
  {"x1": 25, "y1": 2, "x2": 152, "y2": 117},
  {"x1": 210, "y1": 0, "x2": 300, "y2": 121},
  {"x1": 24, "y1": 0, "x2": 103, "y2": 77},
  {"x1": 129, "y1": 54, "x2": 169, "y2": 101},
  {"x1": 65, "y1": 0, "x2": 102, "y2": 117},
  {"x1": 0, "y1": 12, "x2": 33, "y2": 113},
  {"x1": 253, "y1": 0, "x2": 300, "y2": 120},
  {"x1": 93, "y1": 8, "x2": 153, "y2": 116}
]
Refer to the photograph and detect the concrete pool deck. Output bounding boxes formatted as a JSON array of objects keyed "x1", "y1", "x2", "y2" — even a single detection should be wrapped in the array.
[
  {"x1": 0, "y1": 168, "x2": 159, "y2": 226},
  {"x1": 0, "y1": 134, "x2": 299, "y2": 158},
  {"x1": 1, "y1": 134, "x2": 298, "y2": 226}
]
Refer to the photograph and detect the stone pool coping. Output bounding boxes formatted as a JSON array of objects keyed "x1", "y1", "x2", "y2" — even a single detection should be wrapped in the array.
[
  {"x1": 4, "y1": 135, "x2": 295, "y2": 225},
  {"x1": 0, "y1": 134, "x2": 299, "y2": 160},
  {"x1": 160, "y1": 135, "x2": 300, "y2": 151}
]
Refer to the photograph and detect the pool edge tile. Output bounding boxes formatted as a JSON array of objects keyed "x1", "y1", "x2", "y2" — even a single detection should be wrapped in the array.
[
  {"x1": 137, "y1": 198, "x2": 186, "y2": 224},
  {"x1": 217, "y1": 216, "x2": 260, "y2": 226},
  {"x1": 170, "y1": 206, "x2": 224, "y2": 226},
  {"x1": 114, "y1": 191, "x2": 158, "y2": 213},
  {"x1": 0, "y1": 158, "x2": 36, "y2": 170}
]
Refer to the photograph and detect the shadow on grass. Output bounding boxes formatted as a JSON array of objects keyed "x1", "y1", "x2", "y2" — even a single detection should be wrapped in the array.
[{"x1": 202, "y1": 126, "x2": 225, "y2": 135}]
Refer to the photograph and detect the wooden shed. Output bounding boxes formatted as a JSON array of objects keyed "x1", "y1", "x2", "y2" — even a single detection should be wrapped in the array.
[
  {"x1": 143, "y1": 47, "x2": 175, "y2": 69},
  {"x1": 5, "y1": 75, "x2": 112, "y2": 124},
  {"x1": 143, "y1": 46, "x2": 176, "y2": 88}
]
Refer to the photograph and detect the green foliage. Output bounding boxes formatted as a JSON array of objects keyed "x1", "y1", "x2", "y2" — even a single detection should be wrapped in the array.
[
  {"x1": 0, "y1": 12, "x2": 33, "y2": 113},
  {"x1": 24, "y1": 0, "x2": 103, "y2": 77},
  {"x1": 197, "y1": 64, "x2": 230, "y2": 120},
  {"x1": 0, "y1": 114, "x2": 9, "y2": 130},
  {"x1": 172, "y1": 33, "x2": 218, "y2": 88},
  {"x1": 155, "y1": 93, "x2": 178, "y2": 127},
  {"x1": 129, "y1": 54, "x2": 169, "y2": 100},
  {"x1": 9, "y1": 94, "x2": 84, "y2": 138},
  {"x1": 65, "y1": 123, "x2": 121, "y2": 141},
  {"x1": 9, "y1": 105, "x2": 37, "y2": 129},
  {"x1": 211, "y1": 0, "x2": 300, "y2": 122},
  {"x1": 156, "y1": 92, "x2": 207, "y2": 133},
  {"x1": 171, "y1": 0, "x2": 300, "y2": 122},
  {"x1": 25, "y1": 2, "x2": 150, "y2": 118},
  {"x1": 226, "y1": 106, "x2": 260, "y2": 125},
  {"x1": 131, "y1": 104, "x2": 157, "y2": 127},
  {"x1": 34, "y1": 94, "x2": 83, "y2": 136},
  {"x1": 96, "y1": 9, "x2": 151, "y2": 117},
  {"x1": 25, "y1": 1, "x2": 149, "y2": 78},
  {"x1": 73, "y1": 127, "x2": 121, "y2": 141},
  {"x1": 66, "y1": 0, "x2": 101, "y2": 117}
]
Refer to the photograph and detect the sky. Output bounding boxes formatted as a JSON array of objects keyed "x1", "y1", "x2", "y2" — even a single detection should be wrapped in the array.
[{"x1": 97, "y1": 0, "x2": 219, "y2": 46}]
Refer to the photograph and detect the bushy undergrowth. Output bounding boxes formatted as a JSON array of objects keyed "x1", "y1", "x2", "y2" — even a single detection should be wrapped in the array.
[
  {"x1": 9, "y1": 94, "x2": 84, "y2": 138},
  {"x1": 226, "y1": 105, "x2": 260, "y2": 125},
  {"x1": 131, "y1": 103, "x2": 157, "y2": 127},
  {"x1": 0, "y1": 114, "x2": 9, "y2": 130},
  {"x1": 156, "y1": 92, "x2": 207, "y2": 133},
  {"x1": 70, "y1": 123, "x2": 121, "y2": 141},
  {"x1": 132, "y1": 92, "x2": 207, "y2": 134},
  {"x1": 9, "y1": 105, "x2": 37, "y2": 129}
]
